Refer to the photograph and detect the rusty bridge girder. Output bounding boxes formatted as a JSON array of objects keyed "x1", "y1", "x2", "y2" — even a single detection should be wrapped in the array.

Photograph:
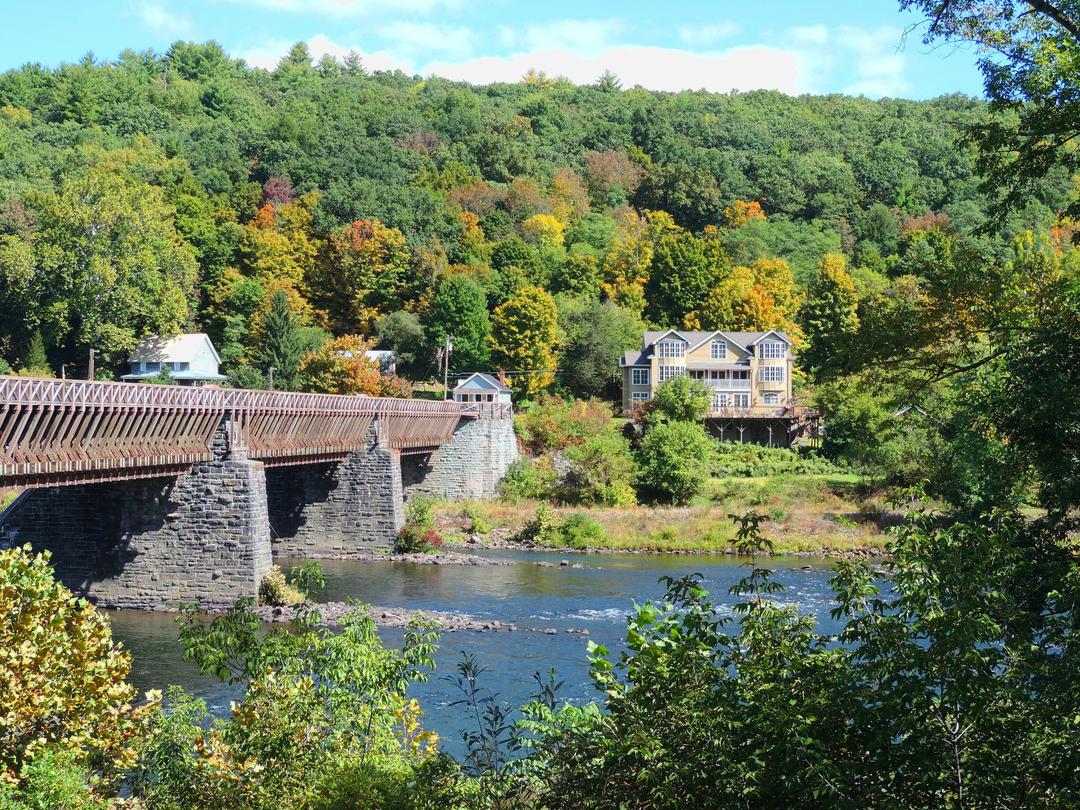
[{"x1": 0, "y1": 377, "x2": 470, "y2": 487}]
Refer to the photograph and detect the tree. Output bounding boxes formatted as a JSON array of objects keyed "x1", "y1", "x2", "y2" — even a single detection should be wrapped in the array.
[
  {"x1": 558, "y1": 298, "x2": 644, "y2": 399},
  {"x1": 650, "y1": 375, "x2": 712, "y2": 423},
  {"x1": 0, "y1": 546, "x2": 153, "y2": 790},
  {"x1": 901, "y1": 0, "x2": 1080, "y2": 221},
  {"x1": 635, "y1": 420, "x2": 714, "y2": 504},
  {"x1": 375, "y1": 310, "x2": 426, "y2": 379},
  {"x1": 296, "y1": 335, "x2": 411, "y2": 397},
  {"x1": 254, "y1": 290, "x2": 303, "y2": 390},
  {"x1": 800, "y1": 253, "x2": 859, "y2": 378},
  {"x1": 426, "y1": 275, "x2": 491, "y2": 373},
  {"x1": 17, "y1": 330, "x2": 50, "y2": 377},
  {"x1": 490, "y1": 286, "x2": 558, "y2": 397},
  {"x1": 311, "y1": 219, "x2": 411, "y2": 335},
  {"x1": 644, "y1": 225, "x2": 726, "y2": 325}
]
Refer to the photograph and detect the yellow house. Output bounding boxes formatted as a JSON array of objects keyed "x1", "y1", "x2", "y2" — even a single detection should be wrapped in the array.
[{"x1": 620, "y1": 330, "x2": 811, "y2": 445}]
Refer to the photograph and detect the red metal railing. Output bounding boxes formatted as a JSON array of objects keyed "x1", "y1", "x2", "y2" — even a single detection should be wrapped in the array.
[{"x1": 0, "y1": 377, "x2": 474, "y2": 485}]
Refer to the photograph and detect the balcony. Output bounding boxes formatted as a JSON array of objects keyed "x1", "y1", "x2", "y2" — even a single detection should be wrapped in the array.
[
  {"x1": 703, "y1": 379, "x2": 751, "y2": 391},
  {"x1": 707, "y1": 406, "x2": 789, "y2": 419}
]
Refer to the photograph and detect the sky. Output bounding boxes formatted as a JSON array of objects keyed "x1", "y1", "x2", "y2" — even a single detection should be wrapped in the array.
[{"x1": 0, "y1": 0, "x2": 986, "y2": 99}]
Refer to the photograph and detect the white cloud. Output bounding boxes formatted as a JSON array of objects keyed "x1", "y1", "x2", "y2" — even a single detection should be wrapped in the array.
[
  {"x1": 426, "y1": 44, "x2": 800, "y2": 94},
  {"x1": 134, "y1": 2, "x2": 193, "y2": 37},
  {"x1": 241, "y1": 33, "x2": 399, "y2": 71},
  {"x1": 677, "y1": 22, "x2": 740, "y2": 47},
  {"x1": 378, "y1": 21, "x2": 476, "y2": 60},
  {"x1": 238, "y1": 24, "x2": 911, "y2": 98},
  {"x1": 221, "y1": 0, "x2": 463, "y2": 17},
  {"x1": 776, "y1": 23, "x2": 909, "y2": 97},
  {"x1": 517, "y1": 19, "x2": 625, "y2": 56}
]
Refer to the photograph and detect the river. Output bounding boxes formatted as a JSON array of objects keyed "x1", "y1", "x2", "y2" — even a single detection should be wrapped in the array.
[{"x1": 106, "y1": 550, "x2": 844, "y2": 754}]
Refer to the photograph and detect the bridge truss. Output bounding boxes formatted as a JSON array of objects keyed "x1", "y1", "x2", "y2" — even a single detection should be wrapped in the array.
[{"x1": 0, "y1": 377, "x2": 469, "y2": 487}]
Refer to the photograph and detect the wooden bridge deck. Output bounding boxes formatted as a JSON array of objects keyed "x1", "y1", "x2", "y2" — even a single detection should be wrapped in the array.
[{"x1": 0, "y1": 377, "x2": 472, "y2": 486}]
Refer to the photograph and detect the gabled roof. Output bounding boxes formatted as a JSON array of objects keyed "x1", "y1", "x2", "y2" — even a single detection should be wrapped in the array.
[
  {"x1": 642, "y1": 329, "x2": 792, "y2": 353},
  {"x1": 129, "y1": 333, "x2": 222, "y2": 365},
  {"x1": 455, "y1": 372, "x2": 512, "y2": 393}
]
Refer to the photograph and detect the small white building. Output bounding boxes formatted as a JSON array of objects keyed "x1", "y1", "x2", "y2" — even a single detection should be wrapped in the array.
[
  {"x1": 453, "y1": 373, "x2": 512, "y2": 404},
  {"x1": 121, "y1": 333, "x2": 228, "y2": 386}
]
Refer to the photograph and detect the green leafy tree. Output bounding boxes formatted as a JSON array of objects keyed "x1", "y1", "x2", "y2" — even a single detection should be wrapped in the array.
[
  {"x1": 635, "y1": 420, "x2": 714, "y2": 504},
  {"x1": 375, "y1": 310, "x2": 427, "y2": 379},
  {"x1": 650, "y1": 375, "x2": 712, "y2": 423},
  {"x1": 490, "y1": 285, "x2": 558, "y2": 396},
  {"x1": 800, "y1": 253, "x2": 859, "y2": 378},
  {"x1": 557, "y1": 298, "x2": 644, "y2": 399},
  {"x1": 643, "y1": 225, "x2": 726, "y2": 326},
  {"x1": 427, "y1": 275, "x2": 491, "y2": 372}
]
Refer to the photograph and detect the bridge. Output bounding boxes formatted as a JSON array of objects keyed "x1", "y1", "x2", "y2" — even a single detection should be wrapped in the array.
[{"x1": 0, "y1": 377, "x2": 518, "y2": 609}]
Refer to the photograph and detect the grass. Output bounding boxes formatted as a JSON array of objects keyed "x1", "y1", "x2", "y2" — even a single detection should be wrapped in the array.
[{"x1": 435, "y1": 473, "x2": 892, "y2": 555}]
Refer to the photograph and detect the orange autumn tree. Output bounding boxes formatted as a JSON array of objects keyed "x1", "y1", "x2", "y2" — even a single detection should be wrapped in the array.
[
  {"x1": 296, "y1": 335, "x2": 412, "y2": 397},
  {"x1": 722, "y1": 199, "x2": 766, "y2": 228}
]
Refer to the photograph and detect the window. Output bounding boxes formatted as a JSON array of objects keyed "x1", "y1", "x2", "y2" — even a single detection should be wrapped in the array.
[
  {"x1": 759, "y1": 341, "x2": 787, "y2": 359},
  {"x1": 760, "y1": 365, "x2": 785, "y2": 382},
  {"x1": 658, "y1": 365, "x2": 685, "y2": 382},
  {"x1": 631, "y1": 368, "x2": 650, "y2": 386},
  {"x1": 631, "y1": 392, "x2": 651, "y2": 402},
  {"x1": 714, "y1": 392, "x2": 729, "y2": 408},
  {"x1": 144, "y1": 362, "x2": 160, "y2": 372},
  {"x1": 710, "y1": 340, "x2": 726, "y2": 359},
  {"x1": 130, "y1": 362, "x2": 142, "y2": 373},
  {"x1": 733, "y1": 370, "x2": 748, "y2": 380},
  {"x1": 658, "y1": 340, "x2": 686, "y2": 358},
  {"x1": 733, "y1": 393, "x2": 750, "y2": 408},
  {"x1": 170, "y1": 362, "x2": 189, "y2": 372},
  {"x1": 763, "y1": 393, "x2": 780, "y2": 406}
]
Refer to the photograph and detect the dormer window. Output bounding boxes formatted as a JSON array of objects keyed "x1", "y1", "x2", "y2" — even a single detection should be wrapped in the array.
[
  {"x1": 760, "y1": 341, "x2": 787, "y2": 359},
  {"x1": 710, "y1": 340, "x2": 726, "y2": 359},
  {"x1": 658, "y1": 340, "x2": 685, "y2": 359}
]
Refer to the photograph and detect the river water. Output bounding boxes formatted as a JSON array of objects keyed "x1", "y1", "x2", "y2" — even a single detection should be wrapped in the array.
[{"x1": 106, "y1": 550, "x2": 843, "y2": 752}]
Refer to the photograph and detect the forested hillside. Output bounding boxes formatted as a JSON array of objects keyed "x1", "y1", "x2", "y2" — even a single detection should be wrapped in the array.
[{"x1": 0, "y1": 40, "x2": 1070, "y2": 396}]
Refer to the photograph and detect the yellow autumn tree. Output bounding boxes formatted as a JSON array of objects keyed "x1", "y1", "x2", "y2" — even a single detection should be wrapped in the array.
[
  {"x1": 1, "y1": 546, "x2": 156, "y2": 789},
  {"x1": 722, "y1": 199, "x2": 766, "y2": 228},
  {"x1": 601, "y1": 209, "x2": 678, "y2": 315},
  {"x1": 521, "y1": 213, "x2": 566, "y2": 250},
  {"x1": 490, "y1": 285, "x2": 558, "y2": 396}
]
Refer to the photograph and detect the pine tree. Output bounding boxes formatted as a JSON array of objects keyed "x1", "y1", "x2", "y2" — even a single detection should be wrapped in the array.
[
  {"x1": 800, "y1": 253, "x2": 860, "y2": 378},
  {"x1": 256, "y1": 291, "x2": 303, "y2": 390},
  {"x1": 18, "y1": 330, "x2": 51, "y2": 377}
]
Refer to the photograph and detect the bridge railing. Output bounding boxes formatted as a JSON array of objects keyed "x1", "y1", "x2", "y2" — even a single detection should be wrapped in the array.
[{"x1": 0, "y1": 376, "x2": 472, "y2": 484}]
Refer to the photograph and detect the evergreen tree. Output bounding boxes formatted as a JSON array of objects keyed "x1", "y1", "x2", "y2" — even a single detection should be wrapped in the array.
[
  {"x1": 800, "y1": 253, "x2": 859, "y2": 378},
  {"x1": 18, "y1": 330, "x2": 50, "y2": 377},
  {"x1": 426, "y1": 275, "x2": 491, "y2": 373},
  {"x1": 255, "y1": 291, "x2": 303, "y2": 390}
]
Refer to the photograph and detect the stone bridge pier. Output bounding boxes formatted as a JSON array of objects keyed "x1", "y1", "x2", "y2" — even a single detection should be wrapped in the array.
[
  {"x1": 0, "y1": 417, "x2": 272, "y2": 610},
  {"x1": 266, "y1": 425, "x2": 405, "y2": 558}
]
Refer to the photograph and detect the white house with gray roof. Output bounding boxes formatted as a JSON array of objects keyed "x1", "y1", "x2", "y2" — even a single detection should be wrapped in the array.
[
  {"x1": 122, "y1": 333, "x2": 228, "y2": 386},
  {"x1": 453, "y1": 372, "x2": 513, "y2": 405}
]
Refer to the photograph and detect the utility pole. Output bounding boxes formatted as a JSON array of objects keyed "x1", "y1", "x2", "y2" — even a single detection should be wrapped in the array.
[
  {"x1": 268, "y1": 366, "x2": 276, "y2": 391},
  {"x1": 87, "y1": 349, "x2": 95, "y2": 381},
  {"x1": 442, "y1": 334, "x2": 453, "y2": 400}
]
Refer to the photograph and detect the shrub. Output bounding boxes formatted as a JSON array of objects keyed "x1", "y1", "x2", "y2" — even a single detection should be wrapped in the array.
[
  {"x1": 561, "y1": 429, "x2": 637, "y2": 506},
  {"x1": 512, "y1": 502, "x2": 561, "y2": 546},
  {"x1": 258, "y1": 565, "x2": 305, "y2": 607},
  {"x1": 636, "y1": 421, "x2": 715, "y2": 504},
  {"x1": 395, "y1": 497, "x2": 444, "y2": 553},
  {"x1": 463, "y1": 504, "x2": 492, "y2": 535},
  {"x1": 0, "y1": 748, "x2": 108, "y2": 810},
  {"x1": 515, "y1": 396, "x2": 614, "y2": 454},
  {"x1": 498, "y1": 457, "x2": 557, "y2": 502},
  {"x1": 559, "y1": 512, "x2": 604, "y2": 549},
  {"x1": 0, "y1": 546, "x2": 153, "y2": 789},
  {"x1": 710, "y1": 442, "x2": 846, "y2": 478}
]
